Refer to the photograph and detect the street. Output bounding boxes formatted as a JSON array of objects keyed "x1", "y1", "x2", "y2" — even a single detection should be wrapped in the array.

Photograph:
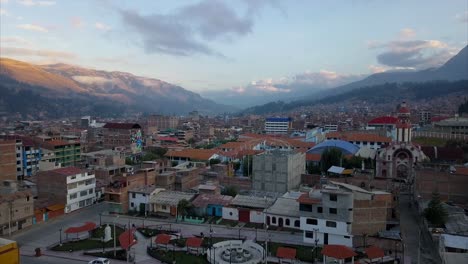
[
  {"x1": 399, "y1": 194, "x2": 441, "y2": 264},
  {"x1": 11, "y1": 202, "x2": 305, "y2": 263}
]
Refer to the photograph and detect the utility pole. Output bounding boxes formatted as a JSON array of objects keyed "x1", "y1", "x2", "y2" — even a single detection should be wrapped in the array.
[{"x1": 417, "y1": 229, "x2": 421, "y2": 264}]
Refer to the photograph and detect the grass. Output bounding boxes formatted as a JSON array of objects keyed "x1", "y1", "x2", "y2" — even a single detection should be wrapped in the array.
[
  {"x1": 147, "y1": 248, "x2": 209, "y2": 264},
  {"x1": 85, "y1": 249, "x2": 128, "y2": 261},
  {"x1": 137, "y1": 227, "x2": 177, "y2": 238},
  {"x1": 266, "y1": 242, "x2": 321, "y2": 262},
  {"x1": 412, "y1": 137, "x2": 448, "y2": 147},
  {"x1": 51, "y1": 226, "x2": 125, "y2": 252}
]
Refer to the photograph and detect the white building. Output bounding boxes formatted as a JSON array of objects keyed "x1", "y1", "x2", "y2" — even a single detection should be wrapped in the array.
[
  {"x1": 128, "y1": 186, "x2": 163, "y2": 215},
  {"x1": 65, "y1": 170, "x2": 96, "y2": 213},
  {"x1": 265, "y1": 117, "x2": 292, "y2": 135}
]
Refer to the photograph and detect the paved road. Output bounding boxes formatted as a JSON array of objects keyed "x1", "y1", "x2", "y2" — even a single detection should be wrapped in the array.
[
  {"x1": 22, "y1": 255, "x2": 87, "y2": 264},
  {"x1": 12, "y1": 202, "x2": 305, "y2": 263},
  {"x1": 399, "y1": 194, "x2": 441, "y2": 264}
]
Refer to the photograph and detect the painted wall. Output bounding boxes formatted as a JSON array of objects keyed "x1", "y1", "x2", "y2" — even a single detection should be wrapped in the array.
[{"x1": 222, "y1": 207, "x2": 238, "y2": 221}]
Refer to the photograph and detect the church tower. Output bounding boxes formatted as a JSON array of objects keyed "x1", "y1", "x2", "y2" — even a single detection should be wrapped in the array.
[{"x1": 396, "y1": 101, "x2": 412, "y2": 142}]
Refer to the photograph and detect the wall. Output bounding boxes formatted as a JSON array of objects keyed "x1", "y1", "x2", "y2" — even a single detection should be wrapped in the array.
[
  {"x1": 249, "y1": 210, "x2": 264, "y2": 223},
  {"x1": 0, "y1": 238, "x2": 19, "y2": 264},
  {"x1": 129, "y1": 192, "x2": 149, "y2": 212},
  {"x1": 0, "y1": 140, "x2": 17, "y2": 181},
  {"x1": 352, "y1": 199, "x2": 390, "y2": 235},
  {"x1": 302, "y1": 230, "x2": 353, "y2": 247},
  {"x1": 222, "y1": 207, "x2": 239, "y2": 221},
  {"x1": 415, "y1": 168, "x2": 468, "y2": 204}
]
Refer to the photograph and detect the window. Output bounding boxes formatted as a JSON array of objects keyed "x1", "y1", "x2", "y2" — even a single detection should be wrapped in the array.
[
  {"x1": 69, "y1": 193, "x2": 77, "y2": 200},
  {"x1": 299, "y1": 204, "x2": 313, "y2": 212},
  {"x1": 285, "y1": 219, "x2": 290, "y2": 226},
  {"x1": 89, "y1": 189, "x2": 94, "y2": 194},
  {"x1": 306, "y1": 218, "x2": 318, "y2": 225},
  {"x1": 326, "y1": 221, "x2": 337, "y2": 228},
  {"x1": 131, "y1": 202, "x2": 134, "y2": 207},
  {"x1": 132, "y1": 193, "x2": 136, "y2": 198},
  {"x1": 70, "y1": 175, "x2": 76, "y2": 180},
  {"x1": 162, "y1": 205, "x2": 167, "y2": 210},
  {"x1": 272, "y1": 217, "x2": 276, "y2": 224},
  {"x1": 27, "y1": 196, "x2": 30, "y2": 201},
  {"x1": 329, "y1": 208, "x2": 337, "y2": 214},
  {"x1": 305, "y1": 231, "x2": 314, "y2": 238},
  {"x1": 344, "y1": 236, "x2": 351, "y2": 239},
  {"x1": 294, "y1": 220, "x2": 300, "y2": 227},
  {"x1": 80, "y1": 191, "x2": 88, "y2": 197},
  {"x1": 329, "y1": 194, "x2": 337, "y2": 201},
  {"x1": 317, "y1": 207, "x2": 323, "y2": 213}
]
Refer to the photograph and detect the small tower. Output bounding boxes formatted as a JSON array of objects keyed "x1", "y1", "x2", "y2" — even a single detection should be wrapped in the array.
[{"x1": 396, "y1": 101, "x2": 412, "y2": 142}]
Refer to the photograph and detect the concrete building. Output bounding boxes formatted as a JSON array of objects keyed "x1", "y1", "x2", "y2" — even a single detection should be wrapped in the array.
[
  {"x1": 433, "y1": 115, "x2": 468, "y2": 135},
  {"x1": 264, "y1": 192, "x2": 303, "y2": 230},
  {"x1": 325, "y1": 132, "x2": 392, "y2": 150},
  {"x1": 102, "y1": 123, "x2": 143, "y2": 153},
  {"x1": 419, "y1": 111, "x2": 432, "y2": 125},
  {"x1": 223, "y1": 195, "x2": 275, "y2": 223},
  {"x1": 146, "y1": 115, "x2": 179, "y2": 132},
  {"x1": 0, "y1": 140, "x2": 17, "y2": 182},
  {"x1": 297, "y1": 181, "x2": 391, "y2": 247},
  {"x1": 33, "y1": 137, "x2": 81, "y2": 167},
  {"x1": 36, "y1": 167, "x2": 96, "y2": 214},
  {"x1": 128, "y1": 186, "x2": 162, "y2": 215},
  {"x1": 252, "y1": 150, "x2": 305, "y2": 193},
  {"x1": 0, "y1": 181, "x2": 33, "y2": 236},
  {"x1": 265, "y1": 117, "x2": 292, "y2": 135}
]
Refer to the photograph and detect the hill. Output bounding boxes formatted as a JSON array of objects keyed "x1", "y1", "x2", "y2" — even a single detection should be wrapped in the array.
[{"x1": 0, "y1": 58, "x2": 235, "y2": 118}]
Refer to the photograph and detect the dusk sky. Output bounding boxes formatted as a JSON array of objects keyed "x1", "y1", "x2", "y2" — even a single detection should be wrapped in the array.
[{"x1": 1, "y1": 0, "x2": 467, "y2": 104}]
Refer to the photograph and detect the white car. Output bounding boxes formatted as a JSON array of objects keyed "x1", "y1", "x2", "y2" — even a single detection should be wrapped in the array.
[{"x1": 88, "y1": 258, "x2": 110, "y2": 264}]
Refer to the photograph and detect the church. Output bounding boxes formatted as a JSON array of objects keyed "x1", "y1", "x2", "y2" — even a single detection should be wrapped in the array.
[{"x1": 375, "y1": 102, "x2": 428, "y2": 180}]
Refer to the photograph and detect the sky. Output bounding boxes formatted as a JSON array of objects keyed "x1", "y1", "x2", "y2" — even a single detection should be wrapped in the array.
[{"x1": 0, "y1": 0, "x2": 467, "y2": 106}]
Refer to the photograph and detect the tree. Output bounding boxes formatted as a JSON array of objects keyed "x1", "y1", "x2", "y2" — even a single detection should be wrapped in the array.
[
  {"x1": 243, "y1": 155, "x2": 253, "y2": 176},
  {"x1": 232, "y1": 162, "x2": 241, "y2": 172},
  {"x1": 209, "y1": 159, "x2": 221, "y2": 165},
  {"x1": 141, "y1": 152, "x2": 158, "y2": 161},
  {"x1": 320, "y1": 148, "x2": 342, "y2": 172},
  {"x1": 221, "y1": 186, "x2": 238, "y2": 197},
  {"x1": 306, "y1": 163, "x2": 321, "y2": 174},
  {"x1": 177, "y1": 199, "x2": 192, "y2": 219},
  {"x1": 343, "y1": 156, "x2": 363, "y2": 169},
  {"x1": 424, "y1": 192, "x2": 448, "y2": 227}
]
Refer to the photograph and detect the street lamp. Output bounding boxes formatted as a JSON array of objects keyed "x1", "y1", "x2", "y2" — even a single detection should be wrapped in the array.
[
  {"x1": 114, "y1": 215, "x2": 119, "y2": 257},
  {"x1": 59, "y1": 228, "x2": 62, "y2": 246}
]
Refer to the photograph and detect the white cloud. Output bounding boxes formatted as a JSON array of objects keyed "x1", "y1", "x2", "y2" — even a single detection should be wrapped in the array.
[
  {"x1": 17, "y1": 23, "x2": 48, "y2": 32},
  {"x1": 95, "y1": 22, "x2": 111, "y2": 31},
  {"x1": 0, "y1": 46, "x2": 76, "y2": 60},
  {"x1": 18, "y1": 0, "x2": 55, "y2": 6},
  {"x1": 0, "y1": 36, "x2": 32, "y2": 46},
  {"x1": 0, "y1": 0, "x2": 9, "y2": 3},
  {"x1": 455, "y1": 11, "x2": 468, "y2": 23},
  {"x1": 368, "y1": 65, "x2": 389, "y2": 73},
  {"x1": 399, "y1": 28, "x2": 416, "y2": 39},
  {"x1": 0, "y1": 8, "x2": 8, "y2": 16}
]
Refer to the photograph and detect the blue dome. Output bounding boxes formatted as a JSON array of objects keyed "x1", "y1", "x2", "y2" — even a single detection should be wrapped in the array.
[{"x1": 307, "y1": 139, "x2": 359, "y2": 155}]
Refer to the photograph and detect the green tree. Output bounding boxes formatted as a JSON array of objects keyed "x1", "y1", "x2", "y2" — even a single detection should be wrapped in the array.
[
  {"x1": 221, "y1": 186, "x2": 238, "y2": 197},
  {"x1": 424, "y1": 192, "x2": 448, "y2": 227},
  {"x1": 232, "y1": 162, "x2": 241, "y2": 171},
  {"x1": 320, "y1": 148, "x2": 342, "y2": 172},
  {"x1": 306, "y1": 163, "x2": 321, "y2": 174},
  {"x1": 209, "y1": 159, "x2": 221, "y2": 165},
  {"x1": 141, "y1": 152, "x2": 158, "y2": 161},
  {"x1": 177, "y1": 199, "x2": 192, "y2": 218},
  {"x1": 125, "y1": 157, "x2": 135, "y2": 165},
  {"x1": 243, "y1": 155, "x2": 253, "y2": 176},
  {"x1": 343, "y1": 156, "x2": 363, "y2": 169}
]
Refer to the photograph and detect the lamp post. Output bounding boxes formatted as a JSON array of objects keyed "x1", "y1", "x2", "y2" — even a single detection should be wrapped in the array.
[
  {"x1": 114, "y1": 215, "x2": 119, "y2": 257},
  {"x1": 59, "y1": 228, "x2": 62, "y2": 246},
  {"x1": 264, "y1": 225, "x2": 269, "y2": 264}
]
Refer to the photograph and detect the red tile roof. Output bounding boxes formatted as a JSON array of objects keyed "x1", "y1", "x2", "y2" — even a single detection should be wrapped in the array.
[
  {"x1": 276, "y1": 247, "x2": 297, "y2": 259},
  {"x1": 155, "y1": 234, "x2": 172, "y2": 244},
  {"x1": 306, "y1": 153, "x2": 321, "y2": 161},
  {"x1": 103, "y1": 122, "x2": 141, "y2": 129},
  {"x1": 157, "y1": 137, "x2": 179, "y2": 142},
  {"x1": 322, "y1": 245, "x2": 357, "y2": 259},
  {"x1": 186, "y1": 237, "x2": 203, "y2": 248},
  {"x1": 368, "y1": 116, "x2": 398, "y2": 125},
  {"x1": 64, "y1": 222, "x2": 96, "y2": 234},
  {"x1": 365, "y1": 246, "x2": 385, "y2": 259},
  {"x1": 165, "y1": 149, "x2": 218, "y2": 161}
]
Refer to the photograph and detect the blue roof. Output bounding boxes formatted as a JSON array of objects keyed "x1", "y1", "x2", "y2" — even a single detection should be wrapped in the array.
[
  {"x1": 306, "y1": 140, "x2": 359, "y2": 155},
  {"x1": 266, "y1": 117, "x2": 292, "y2": 122}
]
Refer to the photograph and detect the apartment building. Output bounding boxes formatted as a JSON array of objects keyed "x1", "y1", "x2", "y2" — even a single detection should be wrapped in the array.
[
  {"x1": 297, "y1": 181, "x2": 391, "y2": 247},
  {"x1": 33, "y1": 136, "x2": 81, "y2": 167},
  {"x1": 102, "y1": 123, "x2": 143, "y2": 153},
  {"x1": 36, "y1": 167, "x2": 96, "y2": 214},
  {"x1": 146, "y1": 115, "x2": 179, "y2": 132},
  {"x1": 264, "y1": 117, "x2": 292, "y2": 135},
  {"x1": 252, "y1": 150, "x2": 305, "y2": 193},
  {"x1": 0, "y1": 181, "x2": 34, "y2": 236}
]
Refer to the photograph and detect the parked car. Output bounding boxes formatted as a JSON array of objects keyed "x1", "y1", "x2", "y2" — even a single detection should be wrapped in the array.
[{"x1": 88, "y1": 258, "x2": 110, "y2": 264}]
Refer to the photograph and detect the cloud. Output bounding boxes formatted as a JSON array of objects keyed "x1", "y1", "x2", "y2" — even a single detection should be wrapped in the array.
[
  {"x1": 17, "y1": 0, "x2": 55, "y2": 6},
  {"x1": 0, "y1": 0, "x2": 9, "y2": 3},
  {"x1": 0, "y1": 8, "x2": 8, "y2": 16},
  {"x1": 375, "y1": 40, "x2": 453, "y2": 68},
  {"x1": 119, "y1": 0, "x2": 276, "y2": 56},
  {"x1": 399, "y1": 28, "x2": 415, "y2": 39},
  {"x1": 0, "y1": 47, "x2": 76, "y2": 60},
  {"x1": 368, "y1": 65, "x2": 389, "y2": 73},
  {"x1": 0, "y1": 36, "x2": 32, "y2": 46},
  {"x1": 71, "y1": 17, "x2": 85, "y2": 28},
  {"x1": 455, "y1": 11, "x2": 468, "y2": 23},
  {"x1": 17, "y1": 23, "x2": 48, "y2": 32},
  {"x1": 95, "y1": 22, "x2": 111, "y2": 31}
]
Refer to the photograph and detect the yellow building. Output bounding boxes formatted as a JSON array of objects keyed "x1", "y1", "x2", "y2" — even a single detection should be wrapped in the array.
[{"x1": 0, "y1": 238, "x2": 19, "y2": 264}]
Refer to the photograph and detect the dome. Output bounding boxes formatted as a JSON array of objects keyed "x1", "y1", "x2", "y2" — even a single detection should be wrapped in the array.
[{"x1": 307, "y1": 140, "x2": 360, "y2": 155}]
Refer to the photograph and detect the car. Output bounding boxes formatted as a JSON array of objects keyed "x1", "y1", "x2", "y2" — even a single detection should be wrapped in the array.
[{"x1": 88, "y1": 258, "x2": 110, "y2": 264}]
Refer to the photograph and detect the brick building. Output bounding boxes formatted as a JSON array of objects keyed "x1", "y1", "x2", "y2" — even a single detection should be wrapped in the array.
[
  {"x1": 0, "y1": 181, "x2": 33, "y2": 236},
  {"x1": 36, "y1": 167, "x2": 96, "y2": 213},
  {"x1": 102, "y1": 123, "x2": 143, "y2": 153},
  {"x1": 146, "y1": 115, "x2": 179, "y2": 132},
  {"x1": 415, "y1": 166, "x2": 468, "y2": 204},
  {"x1": 0, "y1": 140, "x2": 17, "y2": 182}
]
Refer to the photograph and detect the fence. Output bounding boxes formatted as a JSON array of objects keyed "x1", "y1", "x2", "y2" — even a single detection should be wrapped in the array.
[{"x1": 413, "y1": 131, "x2": 468, "y2": 140}]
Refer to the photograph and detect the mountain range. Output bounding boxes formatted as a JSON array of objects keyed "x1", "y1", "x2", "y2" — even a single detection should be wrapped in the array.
[
  {"x1": 243, "y1": 45, "x2": 468, "y2": 114},
  {"x1": 0, "y1": 58, "x2": 235, "y2": 118}
]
